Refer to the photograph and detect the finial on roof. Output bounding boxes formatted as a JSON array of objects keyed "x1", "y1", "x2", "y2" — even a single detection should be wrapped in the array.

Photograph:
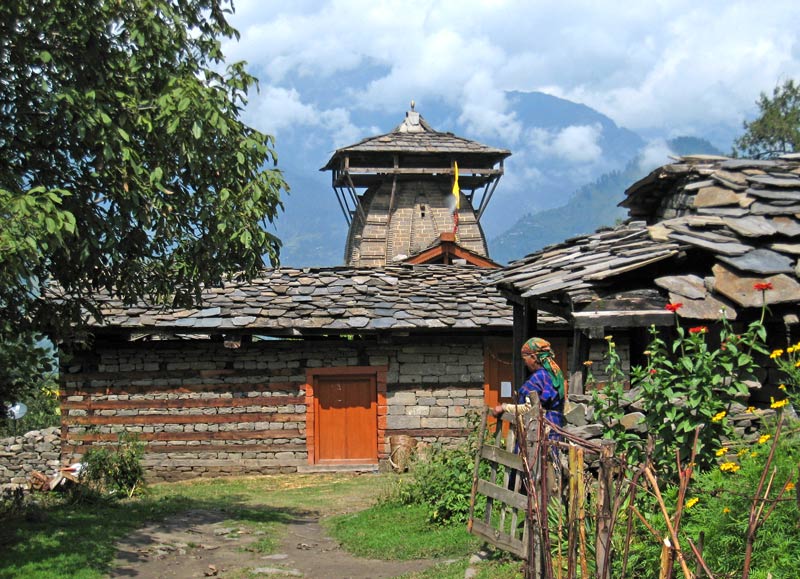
[{"x1": 410, "y1": 100, "x2": 415, "y2": 111}]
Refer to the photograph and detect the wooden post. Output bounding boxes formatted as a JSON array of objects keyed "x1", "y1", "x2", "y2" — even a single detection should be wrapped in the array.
[
  {"x1": 596, "y1": 440, "x2": 616, "y2": 579},
  {"x1": 468, "y1": 407, "x2": 490, "y2": 533}
]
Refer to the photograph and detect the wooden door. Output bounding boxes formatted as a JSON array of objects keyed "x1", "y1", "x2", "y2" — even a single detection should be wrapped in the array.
[
  {"x1": 484, "y1": 336, "x2": 569, "y2": 407},
  {"x1": 315, "y1": 375, "x2": 377, "y2": 463}
]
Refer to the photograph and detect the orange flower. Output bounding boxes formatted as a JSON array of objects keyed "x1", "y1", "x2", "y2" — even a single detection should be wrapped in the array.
[
  {"x1": 665, "y1": 303, "x2": 683, "y2": 312},
  {"x1": 785, "y1": 482, "x2": 796, "y2": 492},
  {"x1": 753, "y1": 282, "x2": 773, "y2": 291},
  {"x1": 689, "y1": 326, "x2": 708, "y2": 334}
]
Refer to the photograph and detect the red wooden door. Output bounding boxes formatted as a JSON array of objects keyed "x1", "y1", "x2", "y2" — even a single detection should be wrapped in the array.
[{"x1": 315, "y1": 375, "x2": 377, "y2": 463}]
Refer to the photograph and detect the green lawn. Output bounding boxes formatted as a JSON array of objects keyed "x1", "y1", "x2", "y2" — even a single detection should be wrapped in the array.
[{"x1": 0, "y1": 473, "x2": 524, "y2": 579}]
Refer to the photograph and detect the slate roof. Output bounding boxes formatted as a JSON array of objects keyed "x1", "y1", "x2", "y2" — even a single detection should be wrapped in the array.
[
  {"x1": 490, "y1": 155, "x2": 800, "y2": 325},
  {"x1": 320, "y1": 111, "x2": 510, "y2": 170},
  {"x1": 86, "y1": 264, "x2": 567, "y2": 335}
]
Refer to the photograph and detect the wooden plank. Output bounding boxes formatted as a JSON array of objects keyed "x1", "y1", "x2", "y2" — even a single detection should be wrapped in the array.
[
  {"x1": 64, "y1": 412, "x2": 301, "y2": 426},
  {"x1": 480, "y1": 445, "x2": 525, "y2": 470},
  {"x1": 66, "y1": 429, "x2": 302, "y2": 443},
  {"x1": 476, "y1": 479, "x2": 529, "y2": 511},
  {"x1": 62, "y1": 381, "x2": 302, "y2": 397},
  {"x1": 385, "y1": 428, "x2": 471, "y2": 438},
  {"x1": 60, "y1": 396, "x2": 304, "y2": 410},
  {"x1": 572, "y1": 310, "x2": 674, "y2": 329},
  {"x1": 469, "y1": 519, "x2": 527, "y2": 559},
  {"x1": 141, "y1": 443, "x2": 305, "y2": 453}
]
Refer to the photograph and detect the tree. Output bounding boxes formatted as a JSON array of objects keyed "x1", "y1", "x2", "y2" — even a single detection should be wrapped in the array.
[
  {"x1": 0, "y1": 0, "x2": 288, "y2": 407},
  {"x1": 733, "y1": 79, "x2": 800, "y2": 158}
]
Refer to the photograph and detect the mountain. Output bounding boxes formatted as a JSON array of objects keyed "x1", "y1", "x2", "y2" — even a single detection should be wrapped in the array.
[
  {"x1": 267, "y1": 90, "x2": 708, "y2": 267},
  {"x1": 488, "y1": 137, "x2": 724, "y2": 264}
]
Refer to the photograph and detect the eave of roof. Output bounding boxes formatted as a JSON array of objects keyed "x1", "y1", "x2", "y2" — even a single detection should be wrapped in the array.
[{"x1": 490, "y1": 155, "x2": 800, "y2": 324}]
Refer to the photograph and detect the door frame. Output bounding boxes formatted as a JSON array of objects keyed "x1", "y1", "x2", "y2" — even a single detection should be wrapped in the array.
[{"x1": 305, "y1": 366, "x2": 388, "y2": 465}]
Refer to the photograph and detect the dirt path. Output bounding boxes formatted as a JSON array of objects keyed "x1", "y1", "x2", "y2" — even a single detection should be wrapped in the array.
[{"x1": 109, "y1": 507, "x2": 439, "y2": 578}]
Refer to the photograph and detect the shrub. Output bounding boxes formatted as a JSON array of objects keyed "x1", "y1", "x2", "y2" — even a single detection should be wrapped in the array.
[{"x1": 81, "y1": 433, "x2": 146, "y2": 499}]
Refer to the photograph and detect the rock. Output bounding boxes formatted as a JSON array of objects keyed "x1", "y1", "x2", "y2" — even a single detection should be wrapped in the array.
[
  {"x1": 565, "y1": 424, "x2": 604, "y2": 439},
  {"x1": 565, "y1": 403, "x2": 588, "y2": 427},
  {"x1": 620, "y1": 412, "x2": 646, "y2": 433}
]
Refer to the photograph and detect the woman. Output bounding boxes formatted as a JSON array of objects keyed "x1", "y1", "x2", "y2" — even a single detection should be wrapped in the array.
[{"x1": 493, "y1": 337, "x2": 565, "y2": 438}]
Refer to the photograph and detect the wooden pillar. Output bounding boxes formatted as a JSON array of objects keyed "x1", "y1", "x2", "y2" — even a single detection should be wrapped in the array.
[
  {"x1": 568, "y1": 328, "x2": 591, "y2": 396},
  {"x1": 512, "y1": 301, "x2": 538, "y2": 390},
  {"x1": 596, "y1": 439, "x2": 617, "y2": 579}
]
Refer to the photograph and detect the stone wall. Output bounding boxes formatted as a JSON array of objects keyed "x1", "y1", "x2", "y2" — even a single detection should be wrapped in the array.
[
  {"x1": 61, "y1": 335, "x2": 489, "y2": 481},
  {"x1": 1, "y1": 427, "x2": 61, "y2": 492}
]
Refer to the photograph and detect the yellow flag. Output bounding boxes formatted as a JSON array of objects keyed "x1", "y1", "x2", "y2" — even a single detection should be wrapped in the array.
[{"x1": 452, "y1": 162, "x2": 460, "y2": 210}]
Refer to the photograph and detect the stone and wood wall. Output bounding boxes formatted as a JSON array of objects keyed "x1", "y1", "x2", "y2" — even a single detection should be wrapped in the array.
[{"x1": 60, "y1": 335, "x2": 488, "y2": 481}]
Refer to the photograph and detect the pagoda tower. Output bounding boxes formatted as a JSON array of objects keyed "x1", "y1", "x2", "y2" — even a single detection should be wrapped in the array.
[{"x1": 321, "y1": 104, "x2": 510, "y2": 267}]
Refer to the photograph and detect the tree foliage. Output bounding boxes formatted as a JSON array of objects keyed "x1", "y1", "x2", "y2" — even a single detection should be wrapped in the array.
[
  {"x1": 734, "y1": 79, "x2": 800, "y2": 158},
  {"x1": 0, "y1": 0, "x2": 288, "y2": 406}
]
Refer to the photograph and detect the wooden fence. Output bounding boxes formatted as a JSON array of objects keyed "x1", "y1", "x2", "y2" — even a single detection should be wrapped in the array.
[{"x1": 467, "y1": 402, "x2": 622, "y2": 579}]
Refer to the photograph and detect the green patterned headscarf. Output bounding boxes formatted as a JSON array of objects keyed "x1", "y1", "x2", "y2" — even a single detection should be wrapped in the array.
[{"x1": 521, "y1": 337, "x2": 566, "y2": 399}]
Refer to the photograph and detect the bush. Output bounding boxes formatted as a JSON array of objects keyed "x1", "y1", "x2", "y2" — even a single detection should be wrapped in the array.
[
  {"x1": 81, "y1": 433, "x2": 146, "y2": 499},
  {"x1": 384, "y1": 414, "x2": 487, "y2": 525}
]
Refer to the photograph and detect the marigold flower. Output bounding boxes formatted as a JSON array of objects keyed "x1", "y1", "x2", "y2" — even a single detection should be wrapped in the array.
[
  {"x1": 711, "y1": 410, "x2": 727, "y2": 422},
  {"x1": 685, "y1": 497, "x2": 699, "y2": 509},
  {"x1": 746, "y1": 406, "x2": 755, "y2": 414},
  {"x1": 770, "y1": 349, "x2": 784, "y2": 359},
  {"x1": 753, "y1": 282, "x2": 773, "y2": 291},
  {"x1": 689, "y1": 326, "x2": 708, "y2": 334},
  {"x1": 758, "y1": 434, "x2": 771, "y2": 444},
  {"x1": 715, "y1": 447, "x2": 728, "y2": 457},
  {"x1": 665, "y1": 303, "x2": 683, "y2": 312},
  {"x1": 771, "y1": 397, "x2": 789, "y2": 409},
  {"x1": 723, "y1": 507, "x2": 731, "y2": 514},
  {"x1": 785, "y1": 482, "x2": 796, "y2": 492},
  {"x1": 720, "y1": 461, "x2": 740, "y2": 473}
]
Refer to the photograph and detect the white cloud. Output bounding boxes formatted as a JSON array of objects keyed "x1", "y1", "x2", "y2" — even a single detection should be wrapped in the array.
[
  {"x1": 638, "y1": 139, "x2": 677, "y2": 173},
  {"x1": 225, "y1": 0, "x2": 800, "y2": 143},
  {"x1": 525, "y1": 124, "x2": 604, "y2": 164},
  {"x1": 244, "y1": 85, "x2": 365, "y2": 150}
]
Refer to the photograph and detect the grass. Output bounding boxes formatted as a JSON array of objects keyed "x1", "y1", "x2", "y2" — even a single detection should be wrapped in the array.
[{"x1": 0, "y1": 472, "x2": 526, "y2": 579}]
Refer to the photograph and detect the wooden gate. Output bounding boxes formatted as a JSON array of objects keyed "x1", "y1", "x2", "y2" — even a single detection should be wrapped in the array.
[
  {"x1": 468, "y1": 404, "x2": 619, "y2": 579},
  {"x1": 314, "y1": 375, "x2": 377, "y2": 463}
]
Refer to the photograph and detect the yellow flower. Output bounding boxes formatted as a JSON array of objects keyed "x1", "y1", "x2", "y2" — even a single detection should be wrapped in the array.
[
  {"x1": 711, "y1": 410, "x2": 727, "y2": 422},
  {"x1": 723, "y1": 507, "x2": 731, "y2": 514},
  {"x1": 785, "y1": 482, "x2": 796, "y2": 492},
  {"x1": 583, "y1": 360, "x2": 593, "y2": 366},
  {"x1": 779, "y1": 384, "x2": 787, "y2": 391},
  {"x1": 720, "y1": 462, "x2": 741, "y2": 473},
  {"x1": 738, "y1": 448, "x2": 749, "y2": 458},
  {"x1": 771, "y1": 397, "x2": 789, "y2": 409},
  {"x1": 788, "y1": 346, "x2": 797, "y2": 354},
  {"x1": 604, "y1": 335, "x2": 613, "y2": 341},
  {"x1": 715, "y1": 447, "x2": 728, "y2": 457},
  {"x1": 751, "y1": 452, "x2": 759, "y2": 458},
  {"x1": 685, "y1": 497, "x2": 699, "y2": 509},
  {"x1": 746, "y1": 406, "x2": 755, "y2": 414},
  {"x1": 795, "y1": 361, "x2": 800, "y2": 368},
  {"x1": 770, "y1": 349, "x2": 784, "y2": 359},
  {"x1": 758, "y1": 434, "x2": 771, "y2": 444}
]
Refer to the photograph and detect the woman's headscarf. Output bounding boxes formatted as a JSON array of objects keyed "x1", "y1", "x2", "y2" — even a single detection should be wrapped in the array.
[{"x1": 521, "y1": 337, "x2": 566, "y2": 399}]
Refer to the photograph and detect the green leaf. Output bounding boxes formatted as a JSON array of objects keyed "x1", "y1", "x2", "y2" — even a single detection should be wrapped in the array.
[
  {"x1": 100, "y1": 112, "x2": 112, "y2": 125},
  {"x1": 177, "y1": 97, "x2": 190, "y2": 112},
  {"x1": 39, "y1": 50, "x2": 52, "y2": 63},
  {"x1": 192, "y1": 122, "x2": 202, "y2": 139}
]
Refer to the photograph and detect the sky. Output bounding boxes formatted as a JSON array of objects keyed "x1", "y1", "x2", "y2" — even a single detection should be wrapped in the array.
[{"x1": 224, "y1": 0, "x2": 800, "y2": 154}]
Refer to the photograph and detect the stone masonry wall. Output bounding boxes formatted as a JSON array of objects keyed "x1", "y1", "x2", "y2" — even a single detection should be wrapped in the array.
[
  {"x1": 61, "y1": 335, "x2": 488, "y2": 481},
  {"x1": 1, "y1": 427, "x2": 61, "y2": 492}
]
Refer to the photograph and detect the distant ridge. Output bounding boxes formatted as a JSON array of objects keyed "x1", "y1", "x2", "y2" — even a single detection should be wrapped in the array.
[{"x1": 489, "y1": 137, "x2": 723, "y2": 264}]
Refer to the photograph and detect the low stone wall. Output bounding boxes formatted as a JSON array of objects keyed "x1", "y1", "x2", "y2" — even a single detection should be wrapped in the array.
[{"x1": 0, "y1": 427, "x2": 61, "y2": 492}]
